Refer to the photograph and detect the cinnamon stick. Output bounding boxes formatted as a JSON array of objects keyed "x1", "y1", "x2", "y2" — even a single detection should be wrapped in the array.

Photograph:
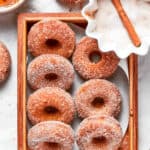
[{"x1": 112, "y1": 0, "x2": 141, "y2": 47}]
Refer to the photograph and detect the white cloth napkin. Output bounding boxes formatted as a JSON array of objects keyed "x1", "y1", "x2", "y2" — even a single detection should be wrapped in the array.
[{"x1": 0, "y1": 0, "x2": 149, "y2": 149}]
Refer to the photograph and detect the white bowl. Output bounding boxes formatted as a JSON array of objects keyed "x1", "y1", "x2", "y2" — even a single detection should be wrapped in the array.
[
  {"x1": 0, "y1": 0, "x2": 25, "y2": 14},
  {"x1": 82, "y1": 0, "x2": 150, "y2": 58}
]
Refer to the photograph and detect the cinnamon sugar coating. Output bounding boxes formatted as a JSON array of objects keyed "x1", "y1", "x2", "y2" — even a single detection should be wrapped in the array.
[
  {"x1": 28, "y1": 121, "x2": 74, "y2": 150},
  {"x1": 0, "y1": 42, "x2": 11, "y2": 83},
  {"x1": 74, "y1": 79, "x2": 121, "y2": 118},
  {"x1": 119, "y1": 134, "x2": 129, "y2": 150},
  {"x1": 27, "y1": 54, "x2": 74, "y2": 90},
  {"x1": 28, "y1": 19, "x2": 75, "y2": 58},
  {"x1": 76, "y1": 115, "x2": 123, "y2": 150},
  {"x1": 72, "y1": 37, "x2": 120, "y2": 79},
  {"x1": 27, "y1": 87, "x2": 75, "y2": 125}
]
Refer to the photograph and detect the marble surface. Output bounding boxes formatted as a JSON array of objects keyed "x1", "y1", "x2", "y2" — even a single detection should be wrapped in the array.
[{"x1": 0, "y1": 0, "x2": 149, "y2": 149}]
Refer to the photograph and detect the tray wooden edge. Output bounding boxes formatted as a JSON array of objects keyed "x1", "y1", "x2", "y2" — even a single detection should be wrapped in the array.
[
  {"x1": 128, "y1": 54, "x2": 138, "y2": 150},
  {"x1": 17, "y1": 13, "x2": 138, "y2": 150},
  {"x1": 18, "y1": 13, "x2": 27, "y2": 150}
]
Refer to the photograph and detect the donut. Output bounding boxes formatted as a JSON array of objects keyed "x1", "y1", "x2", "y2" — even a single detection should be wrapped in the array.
[
  {"x1": 28, "y1": 121, "x2": 74, "y2": 150},
  {"x1": 59, "y1": 0, "x2": 85, "y2": 7},
  {"x1": 28, "y1": 19, "x2": 75, "y2": 58},
  {"x1": 27, "y1": 87, "x2": 75, "y2": 125},
  {"x1": 72, "y1": 36, "x2": 120, "y2": 79},
  {"x1": 27, "y1": 54, "x2": 74, "y2": 90},
  {"x1": 0, "y1": 42, "x2": 11, "y2": 83},
  {"x1": 76, "y1": 115, "x2": 123, "y2": 150},
  {"x1": 74, "y1": 79, "x2": 121, "y2": 118},
  {"x1": 119, "y1": 134, "x2": 129, "y2": 150}
]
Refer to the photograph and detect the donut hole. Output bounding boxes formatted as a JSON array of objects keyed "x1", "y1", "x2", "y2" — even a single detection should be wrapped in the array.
[
  {"x1": 44, "y1": 106, "x2": 59, "y2": 114},
  {"x1": 89, "y1": 51, "x2": 101, "y2": 63},
  {"x1": 92, "y1": 136, "x2": 107, "y2": 146},
  {"x1": 92, "y1": 97, "x2": 104, "y2": 108},
  {"x1": 45, "y1": 73, "x2": 58, "y2": 81},
  {"x1": 44, "y1": 142, "x2": 61, "y2": 149},
  {"x1": 45, "y1": 39, "x2": 61, "y2": 49}
]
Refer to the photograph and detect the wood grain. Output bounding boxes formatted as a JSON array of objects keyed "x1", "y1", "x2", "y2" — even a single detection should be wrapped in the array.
[
  {"x1": 17, "y1": 13, "x2": 137, "y2": 150},
  {"x1": 18, "y1": 14, "x2": 27, "y2": 150},
  {"x1": 128, "y1": 54, "x2": 138, "y2": 150}
]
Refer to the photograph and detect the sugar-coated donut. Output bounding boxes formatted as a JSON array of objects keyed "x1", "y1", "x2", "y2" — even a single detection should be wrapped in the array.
[
  {"x1": 119, "y1": 134, "x2": 129, "y2": 150},
  {"x1": 72, "y1": 37, "x2": 120, "y2": 79},
  {"x1": 76, "y1": 115, "x2": 123, "y2": 150},
  {"x1": 27, "y1": 87, "x2": 75, "y2": 125},
  {"x1": 75, "y1": 79, "x2": 121, "y2": 118},
  {"x1": 0, "y1": 42, "x2": 11, "y2": 83},
  {"x1": 27, "y1": 54, "x2": 74, "y2": 90},
  {"x1": 28, "y1": 121, "x2": 74, "y2": 150},
  {"x1": 28, "y1": 19, "x2": 75, "y2": 58}
]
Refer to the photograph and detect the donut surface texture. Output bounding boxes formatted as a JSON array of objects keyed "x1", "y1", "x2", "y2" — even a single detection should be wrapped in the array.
[
  {"x1": 76, "y1": 115, "x2": 123, "y2": 150},
  {"x1": 27, "y1": 87, "x2": 75, "y2": 125},
  {"x1": 28, "y1": 121, "x2": 74, "y2": 150},
  {"x1": 28, "y1": 19, "x2": 75, "y2": 58},
  {"x1": 27, "y1": 54, "x2": 74, "y2": 90},
  {"x1": 0, "y1": 42, "x2": 11, "y2": 83},
  {"x1": 119, "y1": 134, "x2": 129, "y2": 150},
  {"x1": 72, "y1": 36, "x2": 120, "y2": 79},
  {"x1": 74, "y1": 79, "x2": 121, "y2": 118}
]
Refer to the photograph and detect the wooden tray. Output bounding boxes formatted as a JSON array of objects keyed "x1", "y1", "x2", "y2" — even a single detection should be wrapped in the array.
[{"x1": 17, "y1": 13, "x2": 138, "y2": 150}]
